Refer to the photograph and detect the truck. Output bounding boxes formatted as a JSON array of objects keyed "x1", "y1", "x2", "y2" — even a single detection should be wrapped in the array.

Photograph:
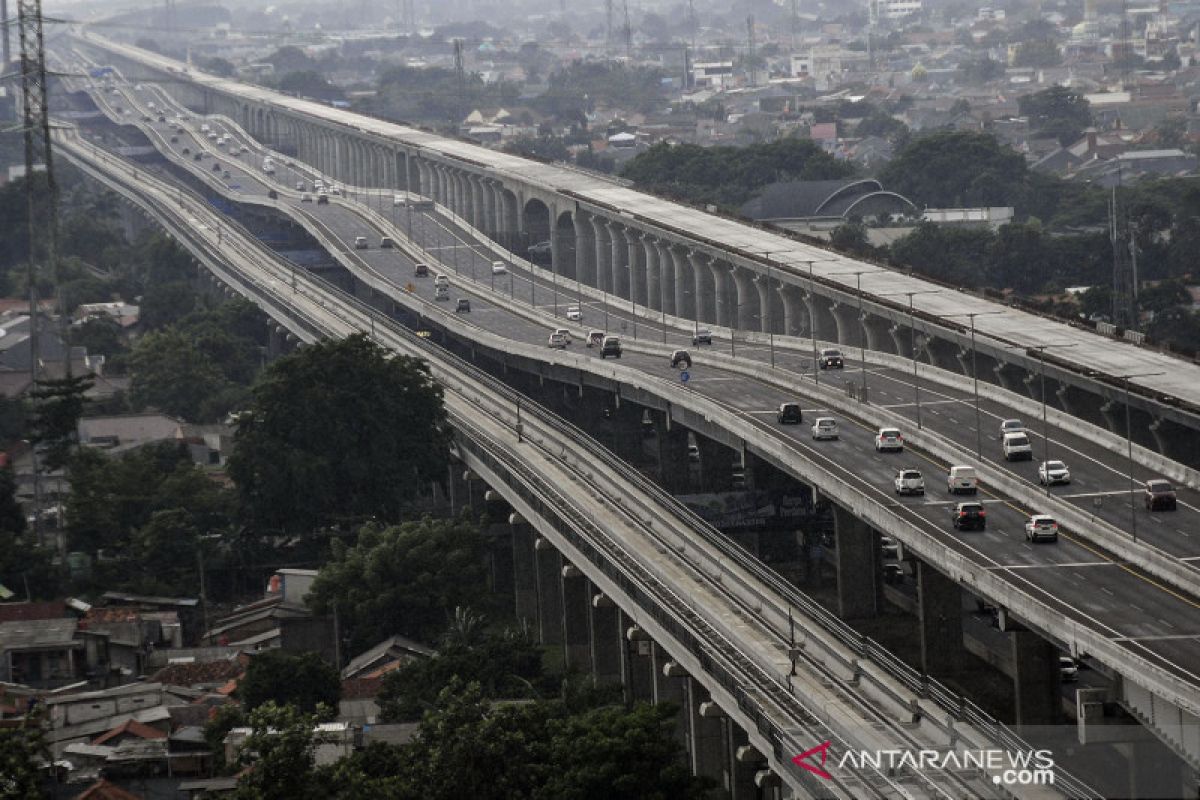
[{"x1": 262, "y1": 158, "x2": 276, "y2": 175}]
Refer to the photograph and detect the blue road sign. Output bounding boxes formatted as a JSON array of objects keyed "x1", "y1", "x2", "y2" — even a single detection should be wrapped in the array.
[{"x1": 680, "y1": 370, "x2": 690, "y2": 383}]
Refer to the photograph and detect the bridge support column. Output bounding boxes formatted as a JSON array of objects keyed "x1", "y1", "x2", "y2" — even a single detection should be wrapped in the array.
[
  {"x1": 728, "y1": 724, "x2": 761, "y2": 800},
  {"x1": 1116, "y1": 740, "x2": 1188, "y2": 799},
  {"x1": 687, "y1": 681, "x2": 727, "y2": 789},
  {"x1": 623, "y1": 616, "x2": 654, "y2": 704},
  {"x1": 560, "y1": 563, "x2": 591, "y2": 671},
  {"x1": 732, "y1": 267, "x2": 759, "y2": 331},
  {"x1": 657, "y1": 241, "x2": 676, "y2": 315},
  {"x1": 534, "y1": 539, "x2": 564, "y2": 645},
  {"x1": 695, "y1": 437, "x2": 735, "y2": 492},
  {"x1": 1010, "y1": 628, "x2": 1061, "y2": 725},
  {"x1": 591, "y1": 216, "x2": 611, "y2": 294},
  {"x1": 779, "y1": 283, "x2": 805, "y2": 337},
  {"x1": 831, "y1": 302, "x2": 860, "y2": 348},
  {"x1": 916, "y1": 560, "x2": 964, "y2": 676},
  {"x1": 653, "y1": 649, "x2": 688, "y2": 745},
  {"x1": 589, "y1": 591, "x2": 622, "y2": 685},
  {"x1": 833, "y1": 506, "x2": 879, "y2": 620},
  {"x1": 626, "y1": 231, "x2": 647, "y2": 307},
  {"x1": 510, "y1": 520, "x2": 537, "y2": 627},
  {"x1": 644, "y1": 236, "x2": 662, "y2": 312},
  {"x1": 654, "y1": 412, "x2": 692, "y2": 494},
  {"x1": 610, "y1": 223, "x2": 629, "y2": 299},
  {"x1": 574, "y1": 213, "x2": 596, "y2": 287},
  {"x1": 710, "y1": 261, "x2": 732, "y2": 328},
  {"x1": 670, "y1": 246, "x2": 690, "y2": 319},
  {"x1": 689, "y1": 252, "x2": 714, "y2": 324}
]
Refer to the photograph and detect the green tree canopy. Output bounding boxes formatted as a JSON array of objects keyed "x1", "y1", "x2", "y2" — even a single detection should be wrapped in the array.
[
  {"x1": 239, "y1": 650, "x2": 341, "y2": 713},
  {"x1": 307, "y1": 518, "x2": 487, "y2": 649},
  {"x1": 228, "y1": 334, "x2": 448, "y2": 536},
  {"x1": 1018, "y1": 86, "x2": 1091, "y2": 146},
  {"x1": 0, "y1": 722, "x2": 49, "y2": 799},
  {"x1": 129, "y1": 328, "x2": 230, "y2": 422},
  {"x1": 879, "y1": 131, "x2": 1029, "y2": 209},
  {"x1": 233, "y1": 702, "x2": 330, "y2": 800},
  {"x1": 29, "y1": 373, "x2": 93, "y2": 471}
]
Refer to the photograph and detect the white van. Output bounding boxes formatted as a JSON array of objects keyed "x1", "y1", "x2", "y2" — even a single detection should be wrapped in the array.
[
  {"x1": 1002, "y1": 432, "x2": 1034, "y2": 461},
  {"x1": 947, "y1": 465, "x2": 978, "y2": 494},
  {"x1": 433, "y1": 274, "x2": 449, "y2": 289},
  {"x1": 434, "y1": 285, "x2": 450, "y2": 301}
]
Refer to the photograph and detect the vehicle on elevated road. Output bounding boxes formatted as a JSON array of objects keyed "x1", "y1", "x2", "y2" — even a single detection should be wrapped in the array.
[
  {"x1": 947, "y1": 465, "x2": 978, "y2": 494},
  {"x1": 1002, "y1": 432, "x2": 1033, "y2": 461},
  {"x1": 819, "y1": 348, "x2": 844, "y2": 369},
  {"x1": 1038, "y1": 460, "x2": 1071, "y2": 485},
  {"x1": 491, "y1": 261, "x2": 507, "y2": 276},
  {"x1": 670, "y1": 349, "x2": 692, "y2": 369},
  {"x1": 548, "y1": 332, "x2": 567, "y2": 349},
  {"x1": 953, "y1": 502, "x2": 987, "y2": 531},
  {"x1": 777, "y1": 402, "x2": 802, "y2": 425},
  {"x1": 1145, "y1": 479, "x2": 1177, "y2": 510},
  {"x1": 455, "y1": 298, "x2": 471, "y2": 313},
  {"x1": 1025, "y1": 514, "x2": 1059, "y2": 542},
  {"x1": 586, "y1": 330, "x2": 604, "y2": 348},
  {"x1": 692, "y1": 328, "x2": 712, "y2": 346},
  {"x1": 601, "y1": 336, "x2": 622, "y2": 359},
  {"x1": 894, "y1": 469, "x2": 925, "y2": 495},
  {"x1": 811, "y1": 417, "x2": 838, "y2": 440},
  {"x1": 875, "y1": 427, "x2": 904, "y2": 452},
  {"x1": 565, "y1": 304, "x2": 582, "y2": 321}
]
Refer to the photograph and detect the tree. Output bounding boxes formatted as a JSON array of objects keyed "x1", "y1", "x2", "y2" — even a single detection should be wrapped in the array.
[
  {"x1": 70, "y1": 317, "x2": 124, "y2": 358},
  {"x1": 140, "y1": 281, "x2": 197, "y2": 329},
  {"x1": 503, "y1": 135, "x2": 570, "y2": 162},
  {"x1": 377, "y1": 622, "x2": 543, "y2": 721},
  {"x1": 1078, "y1": 285, "x2": 1113, "y2": 320},
  {"x1": 239, "y1": 650, "x2": 341, "y2": 713},
  {"x1": 278, "y1": 71, "x2": 344, "y2": 103},
  {"x1": 1147, "y1": 306, "x2": 1200, "y2": 355},
  {"x1": 1013, "y1": 40, "x2": 1061, "y2": 68},
  {"x1": 889, "y1": 223, "x2": 995, "y2": 287},
  {"x1": 129, "y1": 328, "x2": 230, "y2": 422},
  {"x1": 880, "y1": 131, "x2": 1028, "y2": 209},
  {"x1": 233, "y1": 702, "x2": 330, "y2": 800},
  {"x1": 205, "y1": 704, "x2": 246, "y2": 773},
  {"x1": 307, "y1": 518, "x2": 488, "y2": 649},
  {"x1": 202, "y1": 56, "x2": 238, "y2": 77},
  {"x1": 29, "y1": 373, "x2": 94, "y2": 471},
  {"x1": 1018, "y1": 86, "x2": 1091, "y2": 146},
  {"x1": 829, "y1": 222, "x2": 871, "y2": 256},
  {"x1": 1139, "y1": 280, "x2": 1192, "y2": 314},
  {"x1": 957, "y1": 57, "x2": 1003, "y2": 85},
  {"x1": 228, "y1": 334, "x2": 449, "y2": 536},
  {"x1": 0, "y1": 723, "x2": 49, "y2": 799}
]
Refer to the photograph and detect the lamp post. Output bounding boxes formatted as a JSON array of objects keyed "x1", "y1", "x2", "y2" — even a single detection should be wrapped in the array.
[
  {"x1": 1010, "y1": 342, "x2": 1078, "y2": 494},
  {"x1": 880, "y1": 290, "x2": 939, "y2": 429},
  {"x1": 1113, "y1": 371, "x2": 1165, "y2": 543},
  {"x1": 943, "y1": 310, "x2": 1005, "y2": 457},
  {"x1": 802, "y1": 261, "x2": 820, "y2": 385},
  {"x1": 829, "y1": 270, "x2": 878, "y2": 401}
]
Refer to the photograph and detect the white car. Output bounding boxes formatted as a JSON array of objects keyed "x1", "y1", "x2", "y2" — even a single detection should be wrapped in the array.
[
  {"x1": 811, "y1": 417, "x2": 838, "y2": 440},
  {"x1": 1059, "y1": 656, "x2": 1079, "y2": 682},
  {"x1": 894, "y1": 469, "x2": 925, "y2": 495},
  {"x1": 875, "y1": 427, "x2": 904, "y2": 452},
  {"x1": 1038, "y1": 460, "x2": 1071, "y2": 486},
  {"x1": 1025, "y1": 514, "x2": 1059, "y2": 543},
  {"x1": 565, "y1": 304, "x2": 582, "y2": 321},
  {"x1": 548, "y1": 332, "x2": 568, "y2": 349},
  {"x1": 491, "y1": 261, "x2": 507, "y2": 276},
  {"x1": 553, "y1": 328, "x2": 572, "y2": 345},
  {"x1": 947, "y1": 465, "x2": 978, "y2": 494},
  {"x1": 1000, "y1": 418, "x2": 1025, "y2": 437}
]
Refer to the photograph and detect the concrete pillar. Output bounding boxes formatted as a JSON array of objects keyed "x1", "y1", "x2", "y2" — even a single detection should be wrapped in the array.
[
  {"x1": 626, "y1": 230, "x2": 647, "y2": 306},
  {"x1": 690, "y1": 252, "x2": 716, "y2": 324},
  {"x1": 709, "y1": 260, "x2": 732, "y2": 328},
  {"x1": 591, "y1": 216, "x2": 611, "y2": 293},
  {"x1": 471, "y1": 175, "x2": 485, "y2": 231},
  {"x1": 916, "y1": 560, "x2": 963, "y2": 675},
  {"x1": 510, "y1": 520, "x2": 537, "y2": 626},
  {"x1": 779, "y1": 283, "x2": 805, "y2": 337},
  {"x1": 589, "y1": 590, "x2": 622, "y2": 685},
  {"x1": 623, "y1": 615, "x2": 654, "y2": 704},
  {"x1": 732, "y1": 267, "x2": 759, "y2": 330},
  {"x1": 1010, "y1": 628, "x2": 1061, "y2": 725},
  {"x1": 534, "y1": 539, "x2": 564, "y2": 645},
  {"x1": 1117, "y1": 740, "x2": 1188, "y2": 800},
  {"x1": 654, "y1": 413, "x2": 691, "y2": 494},
  {"x1": 573, "y1": 213, "x2": 595, "y2": 287},
  {"x1": 686, "y1": 680, "x2": 726, "y2": 788},
  {"x1": 833, "y1": 505, "x2": 879, "y2": 620},
  {"x1": 653, "y1": 649, "x2": 688, "y2": 745},
  {"x1": 560, "y1": 563, "x2": 591, "y2": 671},
  {"x1": 727, "y1": 723, "x2": 760, "y2": 800},
  {"x1": 831, "y1": 302, "x2": 860, "y2": 348},
  {"x1": 610, "y1": 223, "x2": 629, "y2": 299},
  {"x1": 671, "y1": 247, "x2": 692, "y2": 320},
  {"x1": 657, "y1": 241, "x2": 675, "y2": 314},
  {"x1": 696, "y1": 437, "x2": 734, "y2": 492}
]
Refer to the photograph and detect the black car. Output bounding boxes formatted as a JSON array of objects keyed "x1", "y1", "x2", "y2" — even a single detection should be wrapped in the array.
[
  {"x1": 670, "y1": 349, "x2": 692, "y2": 369},
  {"x1": 193, "y1": 152, "x2": 202, "y2": 161},
  {"x1": 212, "y1": 162, "x2": 222, "y2": 171},
  {"x1": 267, "y1": 189, "x2": 278, "y2": 199},
  {"x1": 455, "y1": 298, "x2": 471, "y2": 313},
  {"x1": 952, "y1": 502, "x2": 987, "y2": 531},
  {"x1": 601, "y1": 336, "x2": 622, "y2": 359},
  {"x1": 316, "y1": 194, "x2": 329, "y2": 205},
  {"x1": 777, "y1": 402, "x2": 802, "y2": 424},
  {"x1": 181, "y1": 146, "x2": 190, "y2": 154},
  {"x1": 1144, "y1": 479, "x2": 1177, "y2": 511},
  {"x1": 692, "y1": 328, "x2": 712, "y2": 346},
  {"x1": 819, "y1": 348, "x2": 844, "y2": 369}
]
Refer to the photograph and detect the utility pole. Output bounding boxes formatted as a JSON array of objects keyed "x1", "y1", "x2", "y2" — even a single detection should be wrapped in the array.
[
  {"x1": 1110, "y1": 171, "x2": 1136, "y2": 329},
  {"x1": 17, "y1": 0, "x2": 57, "y2": 551},
  {"x1": 1, "y1": 0, "x2": 12, "y2": 67},
  {"x1": 452, "y1": 38, "x2": 466, "y2": 128},
  {"x1": 790, "y1": 0, "x2": 799, "y2": 54},
  {"x1": 746, "y1": 14, "x2": 756, "y2": 86},
  {"x1": 606, "y1": 0, "x2": 614, "y2": 56},
  {"x1": 622, "y1": 0, "x2": 632, "y2": 60}
]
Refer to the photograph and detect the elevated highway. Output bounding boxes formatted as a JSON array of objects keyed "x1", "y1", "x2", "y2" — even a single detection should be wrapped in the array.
[
  {"x1": 55, "y1": 62, "x2": 1200, "y2": 787},
  {"x1": 50, "y1": 121, "x2": 1113, "y2": 799},
  {"x1": 71, "y1": 30, "x2": 1200, "y2": 472}
]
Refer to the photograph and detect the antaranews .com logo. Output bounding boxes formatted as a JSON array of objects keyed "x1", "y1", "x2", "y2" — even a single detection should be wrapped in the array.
[{"x1": 793, "y1": 741, "x2": 1056, "y2": 787}]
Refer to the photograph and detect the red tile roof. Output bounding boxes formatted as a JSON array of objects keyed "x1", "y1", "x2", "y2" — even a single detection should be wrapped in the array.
[
  {"x1": 91, "y1": 718, "x2": 167, "y2": 746},
  {"x1": 74, "y1": 779, "x2": 143, "y2": 800},
  {"x1": 151, "y1": 660, "x2": 243, "y2": 687},
  {"x1": 84, "y1": 607, "x2": 142, "y2": 624},
  {"x1": 0, "y1": 601, "x2": 68, "y2": 623},
  {"x1": 340, "y1": 677, "x2": 383, "y2": 700}
]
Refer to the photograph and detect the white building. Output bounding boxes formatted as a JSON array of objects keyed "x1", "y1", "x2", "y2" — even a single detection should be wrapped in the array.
[
  {"x1": 869, "y1": 0, "x2": 922, "y2": 24},
  {"x1": 691, "y1": 61, "x2": 735, "y2": 89}
]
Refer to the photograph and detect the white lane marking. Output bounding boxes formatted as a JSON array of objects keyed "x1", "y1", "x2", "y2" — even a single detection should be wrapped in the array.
[
  {"x1": 1112, "y1": 633, "x2": 1199, "y2": 641},
  {"x1": 985, "y1": 561, "x2": 1120, "y2": 569}
]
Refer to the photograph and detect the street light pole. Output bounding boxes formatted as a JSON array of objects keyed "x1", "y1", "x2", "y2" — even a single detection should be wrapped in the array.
[
  {"x1": 805, "y1": 261, "x2": 819, "y2": 386},
  {"x1": 880, "y1": 289, "x2": 939, "y2": 429},
  {"x1": 1113, "y1": 371, "x2": 1164, "y2": 543},
  {"x1": 943, "y1": 310, "x2": 1005, "y2": 458},
  {"x1": 767, "y1": 257, "x2": 775, "y2": 369},
  {"x1": 1014, "y1": 342, "x2": 1077, "y2": 495},
  {"x1": 830, "y1": 270, "x2": 876, "y2": 400}
]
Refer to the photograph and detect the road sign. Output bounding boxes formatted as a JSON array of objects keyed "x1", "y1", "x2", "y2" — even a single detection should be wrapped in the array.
[{"x1": 680, "y1": 370, "x2": 690, "y2": 384}]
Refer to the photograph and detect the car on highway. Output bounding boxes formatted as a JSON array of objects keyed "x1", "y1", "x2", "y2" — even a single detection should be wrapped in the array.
[
  {"x1": 894, "y1": 469, "x2": 925, "y2": 495},
  {"x1": 1025, "y1": 514, "x2": 1059, "y2": 543},
  {"x1": 169, "y1": 135, "x2": 178, "y2": 143},
  {"x1": 601, "y1": 336, "x2": 622, "y2": 359},
  {"x1": 222, "y1": 171, "x2": 231, "y2": 180},
  {"x1": 296, "y1": 181, "x2": 306, "y2": 191},
  {"x1": 413, "y1": 263, "x2": 429, "y2": 277},
  {"x1": 434, "y1": 274, "x2": 449, "y2": 288},
  {"x1": 875, "y1": 427, "x2": 904, "y2": 452},
  {"x1": 193, "y1": 152, "x2": 203, "y2": 161},
  {"x1": 455, "y1": 298, "x2": 471, "y2": 313},
  {"x1": 777, "y1": 402, "x2": 803, "y2": 425},
  {"x1": 301, "y1": 193, "x2": 312, "y2": 203},
  {"x1": 527, "y1": 240, "x2": 552, "y2": 257},
  {"x1": 1059, "y1": 657, "x2": 1079, "y2": 682},
  {"x1": 1144, "y1": 479, "x2": 1177, "y2": 511},
  {"x1": 548, "y1": 332, "x2": 568, "y2": 349},
  {"x1": 670, "y1": 349, "x2": 692, "y2": 369},
  {"x1": 1002, "y1": 432, "x2": 1033, "y2": 461},
  {"x1": 553, "y1": 328, "x2": 572, "y2": 345},
  {"x1": 1000, "y1": 418, "x2": 1025, "y2": 436},
  {"x1": 434, "y1": 286, "x2": 449, "y2": 301},
  {"x1": 267, "y1": 190, "x2": 278, "y2": 199},
  {"x1": 811, "y1": 417, "x2": 838, "y2": 440},
  {"x1": 566, "y1": 304, "x2": 582, "y2": 321},
  {"x1": 1038, "y1": 460, "x2": 1071, "y2": 485},
  {"x1": 181, "y1": 147, "x2": 190, "y2": 155},
  {"x1": 952, "y1": 502, "x2": 987, "y2": 531},
  {"x1": 947, "y1": 465, "x2": 978, "y2": 494},
  {"x1": 692, "y1": 328, "x2": 712, "y2": 346},
  {"x1": 354, "y1": 236, "x2": 369, "y2": 249},
  {"x1": 317, "y1": 193, "x2": 329, "y2": 205},
  {"x1": 211, "y1": 162, "x2": 222, "y2": 171},
  {"x1": 586, "y1": 330, "x2": 605, "y2": 348},
  {"x1": 819, "y1": 348, "x2": 844, "y2": 369},
  {"x1": 380, "y1": 236, "x2": 395, "y2": 249},
  {"x1": 491, "y1": 261, "x2": 507, "y2": 276}
]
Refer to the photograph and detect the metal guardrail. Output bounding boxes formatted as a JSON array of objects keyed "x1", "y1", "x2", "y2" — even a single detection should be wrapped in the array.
[{"x1": 59, "y1": 117, "x2": 1102, "y2": 799}]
